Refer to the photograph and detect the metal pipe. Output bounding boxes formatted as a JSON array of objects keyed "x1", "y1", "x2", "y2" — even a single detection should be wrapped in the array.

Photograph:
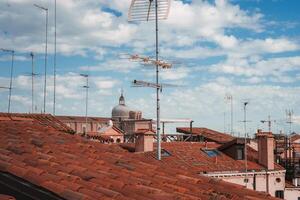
[
  {"x1": 44, "y1": 8, "x2": 48, "y2": 114},
  {"x1": 8, "y1": 50, "x2": 14, "y2": 113},
  {"x1": 230, "y1": 96, "x2": 233, "y2": 136},
  {"x1": 85, "y1": 76, "x2": 89, "y2": 136},
  {"x1": 243, "y1": 102, "x2": 249, "y2": 186},
  {"x1": 155, "y1": 0, "x2": 161, "y2": 161},
  {"x1": 30, "y1": 52, "x2": 34, "y2": 113},
  {"x1": 53, "y1": 0, "x2": 57, "y2": 115}
]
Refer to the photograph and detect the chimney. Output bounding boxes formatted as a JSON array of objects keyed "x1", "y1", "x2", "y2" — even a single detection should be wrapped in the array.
[
  {"x1": 135, "y1": 129, "x2": 154, "y2": 152},
  {"x1": 257, "y1": 130, "x2": 274, "y2": 170}
]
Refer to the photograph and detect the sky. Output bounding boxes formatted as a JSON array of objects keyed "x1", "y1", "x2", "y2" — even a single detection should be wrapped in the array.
[{"x1": 0, "y1": 0, "x2": 300, "y2": 136}]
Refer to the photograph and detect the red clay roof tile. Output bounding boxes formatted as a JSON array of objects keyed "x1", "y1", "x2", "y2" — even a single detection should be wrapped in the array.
[
  {"x1": 177, "y1": 127, "x2": 235, "y2": 144},
  {"x1": 0, "y1": 113, "x2": 279, "y2": 200}
]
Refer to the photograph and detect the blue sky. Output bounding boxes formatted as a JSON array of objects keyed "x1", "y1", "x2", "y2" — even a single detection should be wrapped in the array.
[{"x1": 0, "y1": 0, "x2": 300, "y2": 136}]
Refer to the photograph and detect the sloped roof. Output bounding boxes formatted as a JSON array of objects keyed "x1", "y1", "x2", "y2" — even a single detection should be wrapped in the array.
[
  {"x1": 0, "y1": 118, "x2": 277, "y2": 200},
  {"x1": 177, "y1": 127, "x2": 235, "y2": 144},
  {"x1": 290, "y1": 133, "x2": 300, "y2": 142},
  {"x1": 139, "y1": 142, "x2": 284, "y2": 173},
  {"x1": 0, "y1": 113, "x2": 73, "y2": 133},
  {"x1": 56, "y1": 115, "x2": 110, "y2": 123}
]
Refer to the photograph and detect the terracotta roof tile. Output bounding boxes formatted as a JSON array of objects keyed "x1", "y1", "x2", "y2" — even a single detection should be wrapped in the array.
[
  {"x1": 0, "y1": 195, "x2": 15, "y2": 200},
  {"x1": 0, "y1": 113, "x2": 279, "y2": 200},
  {"x1": 177, "y1": 127, "x2": 235, "y2": 144}
]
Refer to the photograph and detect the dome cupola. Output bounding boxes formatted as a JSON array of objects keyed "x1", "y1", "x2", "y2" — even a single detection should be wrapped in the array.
[{"x1": 112, "y1": 91, "x2": 130, "y2": 120}]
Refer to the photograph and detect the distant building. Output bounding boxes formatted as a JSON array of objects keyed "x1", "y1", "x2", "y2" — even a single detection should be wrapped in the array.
[
  {"x1": 177, "y1": 126, "x2": 300, "y2": 198},
  {"x1": 56, "y1": 115, "x2": 110, "y2": 134},
  {"x1": 56, "y1": 92, "x2": 153, "y2": 142},
  {"x1": 111, "y1": 92, "x2": 153, "y2": 141},
  {"x1": 86, "y1": 123, "x2": 124, "y2": 144}
]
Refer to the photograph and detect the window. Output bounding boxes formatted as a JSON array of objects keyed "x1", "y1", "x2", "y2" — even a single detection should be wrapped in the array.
[
  {"x1": 237, "y1": 148, "x2": 244, "y2": 160},
  {"x1": 203, "y1": 149, "x2": 219, "y2": 157},
  {"x1": 276, "y1": 178, "x2": 281, "y2": 183},
  {"x1": 161, "y1": 149, "x2": 171, "y2": 157},
  {"x1": 244, "y1": 178, "x2": 249, "y2": 183},
  {"x1": 275, "y1": 190, "x2": 284, "y2": 199},
  {"x1": 82, "y1": 126, "x2": 86, "y2": 133}
]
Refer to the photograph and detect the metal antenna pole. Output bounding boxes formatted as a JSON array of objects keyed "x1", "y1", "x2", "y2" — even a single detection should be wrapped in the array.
[
  {"x1": 286, "y1": 109, "x2": 293, "y2": 135},
  {"x1": 30, "y1": 52, "x2": 34, "y2": 113},
  {"x1": 53, "y1": 0, "x2": 57, "y2": 115},
  {"x1": 85, "y1": 75, "x2": 89, "y2": 136},
  {"x1": 128, "y1": 0, "x2": 171, "y2": 160},
  {"x1": 1, "y1": 48, "x2": 14, "y2": 113},
  {"x1": 8, "y1": 50, "x2": 14, "y2": 113},
  {"x1": 243, "y1": 101, "x2": 249, "y2": 186},
  {"x1": 80, "y1": 74, "x2": 89, "y2": 136},
  {"x1": 44, "y1": 8, "x2": 48, "y2": 114},
  {"x1": 34, "y1": 4, "x2": 48, "y2": 114},
  {"x1": 155, "y1": 0, "x2": 161, "y2": 161},
  {"x1": 231, "y1": 96, "x2": 233, "y2": 136}
]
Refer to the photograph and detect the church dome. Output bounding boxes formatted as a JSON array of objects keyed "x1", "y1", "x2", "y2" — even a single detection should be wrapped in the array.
[{"x1": 112, "y1": 92, "x2": 130, "y2": 120}]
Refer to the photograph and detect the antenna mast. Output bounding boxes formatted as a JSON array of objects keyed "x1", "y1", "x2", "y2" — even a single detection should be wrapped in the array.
[
  {"x1": 286, "y1": 109, "x2": 293, "y2": 135},
  {"x1": 0, "y1": 48, "x2": 14, "y2": 113},
  {"x1": 242, "y1": 101, "x2": 249, "y2": 186},
  {"x1": 225, "y1": 94, "x2": 233, "y2": 136},
  {"x1": 80, "y1": 74, "x2": 89, "y2": 136},
  {"x1": 261, "y1": 115, "x2": 276, "y2": 133},
  {"x1": 34, "y1": 4, "x2": 48, "y2": 114},
  {"x1": 128, "y1": 0, "x2": 171, "y2": 160},
  {"x1": 53, "y1": 0, "x2": 57, "y2": 115},
  {"x1": 30, "y1": 52, "x2": 38, "y2": 113}
]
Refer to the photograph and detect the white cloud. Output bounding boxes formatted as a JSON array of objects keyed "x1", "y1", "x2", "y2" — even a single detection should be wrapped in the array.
[{"x1": 210, "y1": 56, "x2": 300, "y2": 80}]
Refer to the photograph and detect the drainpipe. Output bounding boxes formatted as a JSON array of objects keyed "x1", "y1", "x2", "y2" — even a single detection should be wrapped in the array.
[
  {"x1": 253, "y1": 173, "x2": 256, "y2": 191},
  {"x1": 190, "y1": 120, "x2": 194, "y2": 141},
  {"x1": 266, "y1": 172, "x2": 269, "y2": 194}
]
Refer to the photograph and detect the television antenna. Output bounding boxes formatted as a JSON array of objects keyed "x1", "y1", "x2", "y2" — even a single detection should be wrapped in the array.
[
  {"x1": 123, "y1": 54, "x2": 174, "y2": 69},
  {"x1": 128, "y1": 0, "x2": 171, "y2": 160},
  {"x1": 29, "y1": 52, "x2": 38, "y2": 113},
  {"x1": 34, "y1": 3, "x2": 48, "y2": 114},
  {"x1": 240, "y1": 100, "x2": 250, "y2": 187},
  {"x1": 260, "y1": 115, "x2": 276, "y2": 133},
  {"x1": 80, "y1": 73, "x2": 89, "y2": 136},
  {"x1": 0, "y1": 48, "x2": 14, "y2": 113},
  {"x1": 132, "y1": 79, "x2": 182, "y2": 92},
  {"x1": 53, "y1": 0, "x2": 57, "y2": 116},
  {"x1": 286, "y1": 109, "x2": 293, "y2": 135},
  {"x1": 224, "y1": 94, "x2": 234, "y2": 136}
]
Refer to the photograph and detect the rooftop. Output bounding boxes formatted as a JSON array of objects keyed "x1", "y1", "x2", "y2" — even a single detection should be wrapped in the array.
[
  {"x1": 0, "y1": 114, "x2": 278, "y2": 200},
  {"x1": 56, "y1": 115, "x2": 111, "y2": 123},
  {"x1": 177, "y1": 127, "x2": 235, "y2": 144},
  {"x1": 0, "y1": 113, "x2": 73, "y2": 133}
]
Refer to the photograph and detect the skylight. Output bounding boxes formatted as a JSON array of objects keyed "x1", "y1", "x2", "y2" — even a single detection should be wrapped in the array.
[
  {"x1": 161, "y1": 149, "x2": 171, "y2": 157},
  {"x1": 203, "y1": 149, "x2": 219, "y2": 157}
]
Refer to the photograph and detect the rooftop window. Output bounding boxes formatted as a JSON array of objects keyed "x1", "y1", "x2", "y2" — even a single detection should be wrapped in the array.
[
  {"x1": 161, "y1": 149, "x2": 172, "y2": 157},
  {"x1": 202, "y1": 149, "x2": 219, "y2": 157}
]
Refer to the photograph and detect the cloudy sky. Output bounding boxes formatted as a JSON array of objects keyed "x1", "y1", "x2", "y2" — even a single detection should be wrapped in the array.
[{"x1": 0, "y1": 0, "x2": 300, "y2": 136}]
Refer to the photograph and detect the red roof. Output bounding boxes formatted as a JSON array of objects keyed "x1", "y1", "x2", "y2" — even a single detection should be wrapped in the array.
[
  {"x1": 0, "y1": 115, "x2": 277, "y2": 200},
  {"x1": 140, "y1": 142, "x2": 284, "y2": 173},
  {"x1": 0, "y1": 113, "x2": 73, "y2": 133},
  {"x1": 177, "y1": 127, "x2": 235, "y2": 144},
  {"x1": 56, "y1": 115, "x2": 110, "y2": 123},
  {"x1": 0, "y1": 195, "x2": 15, "y2": 200}
]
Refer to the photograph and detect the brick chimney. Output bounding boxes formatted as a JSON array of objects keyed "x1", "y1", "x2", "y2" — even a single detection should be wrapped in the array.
[
  {"x1": 257, "y1": 129, "x2": 274, "y2": 170},
  {"x1": 135, "y1": 129, "x2": 154, "y2": 152}
]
